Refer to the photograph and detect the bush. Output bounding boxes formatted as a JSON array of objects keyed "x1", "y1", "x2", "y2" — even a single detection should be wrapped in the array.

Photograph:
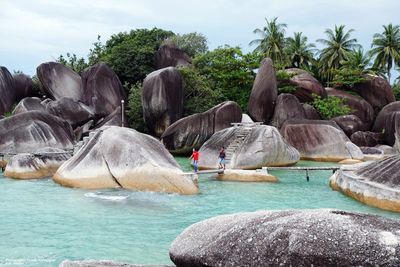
[
  {"x1": 330, "y1": 68, "x2": 367, "y2": 89},
  {"x1": 127, "y1": 82, "x2": 147, "y2": 133},
  {"x1": 311, "y1": 94, "x2": 351, "y2": 119},
  {"x1": 393, "y1": 84, "x2": 400, "y2": 101}
]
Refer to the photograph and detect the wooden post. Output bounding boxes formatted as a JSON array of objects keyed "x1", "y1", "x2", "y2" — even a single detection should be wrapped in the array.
[{"x1": 121, "y1": 100, "x2": 125, "y2": 127}]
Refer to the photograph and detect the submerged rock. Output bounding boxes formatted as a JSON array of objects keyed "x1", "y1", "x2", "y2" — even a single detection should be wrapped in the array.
[
  {"x1": 0, "y1": 111, "x2": 74, "y2": 154},
  {"x1": 0, "y1": 66, "x2": 16, "y2": 115},
  {"x1": 142, "y1": 67, "x2": 183, "y2": 137},
  {"x1": 330, "y1": 156, "x2": 400, "y2": 212},
  {"x1": 198, "y1": 125, "x2": 300, "y2": 169},
  {"x1": 162, "y1": 101, "x2": 242, "y2": 154},
  {"x1": 81, "y1": 63, "x2": 127, "y2": 118},
  {"x1": 270, "y1": 93, "x2": 306, "y2": 129},
  {"x1": 155, "y1": 42, "x2": 191, "y2": 69},
  {"x1": 170, "y1": 209, "x2": 400, "y2": 267},
  {"x1": 37, "y1": 62, "x2": 83, "y2": 101},
  {"x1": 12, "y1": 97, "x2": 46, "y2": 115},
  {"x1": 53, "y1": 126, "x2": 198, "y2": 194},
  {"x1": 248, "y1": 58, "x2": 277, "y2": 123},
  {"x1": 281, "y1": 119, "x2": 363, "y2": 161}
]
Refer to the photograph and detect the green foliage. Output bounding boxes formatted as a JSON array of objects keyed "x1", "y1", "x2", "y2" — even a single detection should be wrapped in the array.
[
  {"x1": 101, "y1": 28, "x2": 174, "y2": 86},
  {"x1": 285, "y1": 32, "x2": 316, "y2": 69},
  {"x1": 276, "y1": 70, "x2": 295, "y2": 81},
  {"x1": 88, "y1": 35, "x2": 106, "y2": 65},
  {"x1": 167, "y1": 32, "x2": 208, "y2": 57},
  {"x1": 278, "y1": 85, "x2": 297, "y2": 94},
  {"x1": 311, "y1": 94, "x2": 351, "y2": 119},
  {"x1": 330, "y1": 68, "x2": 367, "y2": 88},
  {"x1": 127, "y1": 82, "x2": 147, "y2": 133},
  {"x1": 56, "y1": 53, "x2": 89, "y2": 74},
  {"x1": 193, "y1": 46, "x2": 258, "y2": 112},
  {"x1": 393, "y1": 84, "x2": 400, "y2": 101},
  {"x1": 178, "y1": 66, "x2": 223, "y2": 116}
]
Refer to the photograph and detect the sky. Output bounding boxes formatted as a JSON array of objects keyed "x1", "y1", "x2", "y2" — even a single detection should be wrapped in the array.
[{"x1": 0, "y1": 0, "x2": 399, "y2": 76}]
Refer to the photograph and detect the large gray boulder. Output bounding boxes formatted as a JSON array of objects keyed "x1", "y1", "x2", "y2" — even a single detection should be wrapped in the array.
[
  {"x1": 53, "y1": 126, "x2": 198, "y2": 194},
  {"x1": 142, "y1": 67, "x2": 183, "y2": 137},
  {"x1": 36, "y1": 62, "x2": 83, "y2": 101},
  {"x1": 350, "y1": 131, "x2": 385, "y2": 147},
  {"x1": 81, "y1": 63, "x2": 127, "y2": 118},
  {"x1": 170, "y1": 209, "x2": 400, "y2": 267},
  {"x1": 331, "y1": 156, "x2": 400, "y2": 211},
  {"x1": 13, "y1": 73, "x2": 35, "y2": 101},
  {"x1": 0, "y1": 111, "x2": 74, "y2": 154},
  {"x1": 92, "y1": 106, "x2": 122, "y2": 129},
  {"x1": 331, "y1": 114, "x2": 364, "y2": 137},
  {"x1": 155, "y1": 42, "x2": 191, "y2": 69},
  {"x1": 353, "y1": 74, "x2": 395, "y2": 113},
  {"x1": 0, "y1": 66, "x2": 16, "y2": 115},
  {"x1": 302, "y1": 103, "x2": 321, "y2": 120},
  {"x1": 372, "y1": 102, "x2": 400, "y2": 145},
  {"x1": 248, "y1": 58, "x2": 277, "y2": 123},
  {"x1": 12, "y1": 97, "x2": 46, "y2": 115},
  {"x1": 198, "y1": 125, "x2": 300, "y2": 169},
  {"x1": 45, "y1": 97, "x2": 95, "y2": 128},
  {"x1": 326, "y1": 87, "x2": 374, "y2": 129},
  {"x1": 270, "y1": 93, "x2": 306, "y2": 129},
  {"x1": 281, "y1": 119, "x2": 363, "y2": 161},
  {"x1": 161, "y1": 101, "x2": 242, "y2": 154}
]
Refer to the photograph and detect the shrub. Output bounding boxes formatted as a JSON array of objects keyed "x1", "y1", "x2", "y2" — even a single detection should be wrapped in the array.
[
  {"x1": 127, "y1": 82, "x2": 148, "y2": 133},
  {"x1": 311, "y1": 94, "x2": 351, "y2": 119}
]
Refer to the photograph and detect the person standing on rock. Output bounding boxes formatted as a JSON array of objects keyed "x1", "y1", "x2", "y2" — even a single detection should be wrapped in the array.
[
  {"x1": 190, "y1": 148, "x2": 199, "y2": 173},
  {"x1": 219, "y1": 147, "x2": 226, "y2": 170}
]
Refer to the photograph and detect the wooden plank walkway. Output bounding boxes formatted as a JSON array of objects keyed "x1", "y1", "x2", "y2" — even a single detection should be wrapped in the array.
[
  {"x1": 184, "y1": 169, "x2": 224, "y2": 175},
  {"x1": 263, "y1": 166, "x2": 340, "y2": 171}
]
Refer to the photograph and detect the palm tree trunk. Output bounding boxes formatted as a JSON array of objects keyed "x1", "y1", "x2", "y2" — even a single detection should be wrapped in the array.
[{"x1": 388, "y1": 64, "x2": 391, "y2": 84}]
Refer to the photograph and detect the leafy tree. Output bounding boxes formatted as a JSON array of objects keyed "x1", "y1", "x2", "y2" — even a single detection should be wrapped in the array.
[
  {"x1": 56, "y1": 53, "x2": 89, "y2": 74},
  {"x1": 193, "y1": 46, "x2": 259, "y2": 111},
  {"x1": 167, "y1": 32, "x2": 208, "y2": 57},
  {"x1": 370, "y1": 23, "x2": 400, "y2": 83},
  {"x1": 127, "y1": 82, "x2": 147, "y2": 133},
  {"x1": 250, "y1": 17, "x2": 287, "y2": 66},
  {"x1": 285, "y1": 32, "x2": 316, "y2": 69},
  {"x1": 340, "y1": 48, "x2": 371, "y2": 72},
  {"x1": 317, "y1": 25, "x2": 360, "y2": 82},
  {"x1": 101, "y1": 28, "x2": 174, "y2": 86},
  {"x1": 311, "y1": 94, "x2": 351, "y2": 119},
  {"x1": 88, "y1": 35, "x2": 106, "y2": 65}
]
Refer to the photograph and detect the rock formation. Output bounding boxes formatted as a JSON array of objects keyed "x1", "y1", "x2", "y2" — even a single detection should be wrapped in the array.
[
  {"x1": 302, "y1": 103, "x2": 321, "y2": 120},
  {"x1": 330, "y1": 156, "x2": 400, "y2": 211},
  {"x1": 372, "y1": 102, "x2": 400, "y2": 145},
  {"x1": 270, "y1": 93, "x2": 306, "y2": 129},
  {"x1": 53, "y1": 126, "x2": 198, "y2": 194},
  {"x1": 0, "y1": 66, "x2": 16, "y2": 115},
  {"x1": 155, "y1": 42, "x2": 191, "y2": 69},
  {"x1": 241, "y1": 114, "x2": 253, "y2": 123},
  {"x1": 331, "y1": 115, "x2": 364, "y2": 137},
  {"x1": 248, "y1": 58, "x2": 277, "y2": 123},
  {"x1": 36, "y1": 62, "x2": 83, "y2": 101},
  {"x1": 13, "y1": 73, "x2": 35, "y2": 101},
  {"x1": 199, "y1": 125, "x2": 300, "y2": 169},
  {"x1": 81, "y1": 63, "x2": 127, "y2": 118},
  {"x1": 283, "y1": 68, "x2": 326, "y2": 102},
  {"x1": 161, "y1": 101, "x2": 242, "y2": 154},
  {"x1": 170, "y1": 209, "x2": 400, "y2": 266},
  {"x1": 350, "y1": 131, "x2": 384, "y2": 147},
  {"x1": 12, "y1": 97, "x2": 46, "y2": 114},
  {"x1": 142, "y1": 67, "x2": 183, "y2": 137},
  {"x1": 280, "y1": 119, "x2": 363, "y2": 161},
  {"x1": 0, "y1": 111, "x2": 74, "y2": 153},
  {"x1": 92, "y1": 106, "x2": 122, "y2": 129}
]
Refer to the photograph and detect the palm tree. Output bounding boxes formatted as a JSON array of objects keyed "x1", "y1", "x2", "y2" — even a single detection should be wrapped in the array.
[
  {"x1": 340, "y1": 48, "x2": 371, "y2": 72},
  {"x1": 317, "y1": 25, "x2": 360, "y2": 81},
  {"x1": 285, "y1": 32, "x2": 316, "y2": 69},
  {"x1": 370, "y1": 23, "x2": 400, "y2": 83},
  {"x1": 249, "y1": 17, "x2": 287, "y2": 66}
]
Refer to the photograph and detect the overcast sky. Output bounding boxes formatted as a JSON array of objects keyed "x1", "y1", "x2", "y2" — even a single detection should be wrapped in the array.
[{"x1": 1, "y1": 0, "x2": 399, "y2": 76}]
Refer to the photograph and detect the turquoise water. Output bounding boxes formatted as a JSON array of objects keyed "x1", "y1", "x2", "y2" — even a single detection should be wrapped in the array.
[{"x1": 1, "y1": 158, "x2": 400, "y2": 267}]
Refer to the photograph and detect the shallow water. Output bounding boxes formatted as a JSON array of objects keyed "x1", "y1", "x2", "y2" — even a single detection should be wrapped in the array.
[{"x1": 0, "y1": 158, "x2": 399, "y2": 267}]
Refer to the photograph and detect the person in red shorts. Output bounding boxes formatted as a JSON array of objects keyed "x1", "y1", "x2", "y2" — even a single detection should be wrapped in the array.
[{"x1": 189, "y1": 148, "x2": 199, "y2": 173}]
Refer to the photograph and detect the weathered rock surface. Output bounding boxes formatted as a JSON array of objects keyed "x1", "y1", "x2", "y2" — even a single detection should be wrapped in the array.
[
  {"x1": 350, "y1": 131, "x2": 384, "y2": 147},
  {"x1": 4, "y1": 148, "x2": 70, "y2": 179},
  {"x1": 37, "y1": 62, "x2": 83, "y2": 101},
  {"x1": 45, "y1": 97, "x2": 94, "y2": 128},
  {"x1": 241, "y1": 114, "x2": 253, "y2": 123},
  {"x1": 372, "y1": 102, "x2": 400, "y2": 145},
  {"x1": 270, "y1": 93, "x2": 306, "y2": 129},
  {"x1": 13, "y1": 73, "x2": 35, "y2": 101},
  {"x1": 155, "y1": 42, "x2": 191, "y2": 69},
  {"x1": 81, "y1": 63, "x2": 126, "y2": 118},
  {"x1": 0, "y1": 111, "x2": 74, "y2": 153},
  {"x1": 331, "y1": 115, "x2": 364, "y2": 137},
  {"x1": 142, "y1": 67, "x2": 183, "y2": 137},
  {"x1": 162, "y1": 101, "x2": 242, "y2": 154},
  {"x1": 12, "y1": 97, "x2": 46, "y2": 114},
  {"x1": 199, "y1": 125, "x2": 300, "y2": 169},
  {"x1": 170, "y1": 209, "x2": 400, "y2": 267},
  {"x1": 281, "y1": 119, "x2": 363, "y2": 161},
  {"x1": 53, "y1": 126, "x2": 198, "y2": 194},
  {"x1": 302, "y1": 103, "x2": 320, "y2": 120},
  {"x1": 0, "y1": 66, "x2": 16, "y2": 115},
  {"x1": 93, "y1": 106, "x2": 122, "y2": 129},
  {"x1": 353, "y1": 74, "x2": 395, "y2": 113},
  {"x1": 216, "y1": 169, "x2": 278, "y2": 182},
  {"x1": 326, "y1": 87, "x2": 374, "y2": 129},
  {"x1": 248, "y1": 58, "x2": 277, "y2": 123},
  {"x1": 331, "y1": 156, "x2": 400, "y2": 211},
  {"x1": 59, "y1": 260, "x2": 171, "y2": 267},
  {"x1": 284, "y1": 68, "x2": 326, "y2": 102}
]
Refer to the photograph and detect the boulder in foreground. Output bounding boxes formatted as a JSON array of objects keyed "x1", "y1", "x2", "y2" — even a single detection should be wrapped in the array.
[
  {"x1": 170, "y1": 209, "x2": 400, "y2": 267},
  {"x1": 53, "y1": 126, "x2": 198, "y2": 194}
]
